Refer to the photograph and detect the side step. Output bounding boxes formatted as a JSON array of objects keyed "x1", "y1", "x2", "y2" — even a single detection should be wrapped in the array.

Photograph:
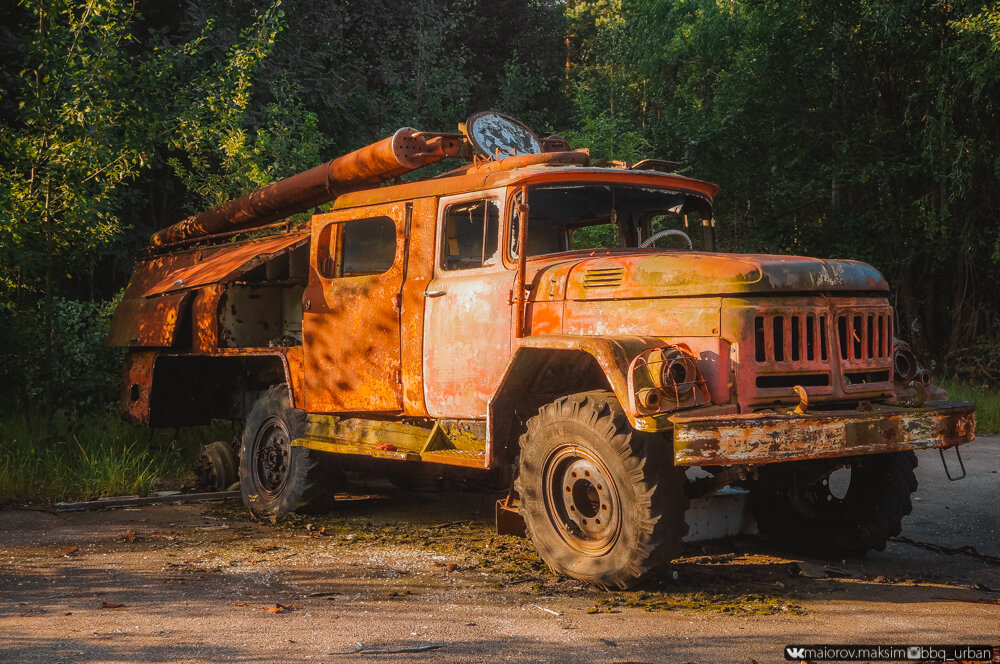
[
  {"x1": 420, "y1": 448, "x2": 485, "y2": 468},
  {"x1": 292, "y1": 415, "x2": 489, "y2": 470}
]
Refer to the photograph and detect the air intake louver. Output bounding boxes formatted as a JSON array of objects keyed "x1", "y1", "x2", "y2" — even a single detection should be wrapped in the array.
[{"x1": 582, "y1": 267, "x2": 625, "y2": 289}]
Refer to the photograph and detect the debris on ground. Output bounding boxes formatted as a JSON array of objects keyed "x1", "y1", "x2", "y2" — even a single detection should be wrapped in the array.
[
  {"x1": 56, "y1": 490, "x2": 238, "y2": 512},
  {"x1": 328, "y1": 642, "x2": 444, "y2": 654}
]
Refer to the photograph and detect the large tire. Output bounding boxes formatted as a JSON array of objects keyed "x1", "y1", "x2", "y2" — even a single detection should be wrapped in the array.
[
  {"x1": 515, "y1": 391, "x2": 688, "y2": 589},
  {"x1": 239, "y1": 385, "x2": 335, "y2": 515},
  {"x1": 750, "y1": 451, "x2": 918, "y2": 558}
]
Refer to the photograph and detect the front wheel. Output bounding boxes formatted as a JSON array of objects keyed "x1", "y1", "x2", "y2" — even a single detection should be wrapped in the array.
[
  {"x1": 515, "y1": 391, "x2": 688, "y2": 589},
  {"x1": 239, "y1": 385, "x2": 336, "y2": 515},
  {"x1": 749, "y1": 451, "x2": 918, "y2": 557}
]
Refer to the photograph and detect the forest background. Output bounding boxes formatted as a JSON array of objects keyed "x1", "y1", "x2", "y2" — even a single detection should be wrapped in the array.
[{"x1": 1, "y1": 0, "x2": 999, "y2": 499}]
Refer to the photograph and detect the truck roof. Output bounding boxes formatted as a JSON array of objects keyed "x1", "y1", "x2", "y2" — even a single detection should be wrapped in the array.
[{"x1": 331, "y1": 161, "x2": 721, "y2": 211}]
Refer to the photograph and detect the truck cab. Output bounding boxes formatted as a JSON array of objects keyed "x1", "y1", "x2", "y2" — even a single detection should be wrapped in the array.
[{"x1": 109, "y1": 113, "x2": 975, "y2": 589}]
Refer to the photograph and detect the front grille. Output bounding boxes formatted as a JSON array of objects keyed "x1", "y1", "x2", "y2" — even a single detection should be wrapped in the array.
[
  {"x1": 746, "y1": 303, "x2": 893, "y2": 404},
  {"x1": 836, "y1": 311, "x2": 892, "y2": 364},
  {"x1": 753, "y1": 314, "x2": 830, "y2": 364}
]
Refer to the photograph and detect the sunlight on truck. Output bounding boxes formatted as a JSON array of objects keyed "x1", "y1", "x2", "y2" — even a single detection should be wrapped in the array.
[{"x1": 108, "y1": 112, "x2": 976, "y2": 589}]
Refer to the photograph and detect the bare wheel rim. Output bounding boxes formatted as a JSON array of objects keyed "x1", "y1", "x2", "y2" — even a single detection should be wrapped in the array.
[
  {"x1": 542, "y1": 444, "x2": 622, "y2": 556},
  {"x1": 253, "y1": 416, "x2": 291, "y2": 498},
  {"x1": 789, "y1": 464, "x2": 853, "y2": 517}
]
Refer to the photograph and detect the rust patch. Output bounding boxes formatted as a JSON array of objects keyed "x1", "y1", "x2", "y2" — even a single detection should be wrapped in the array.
[
  {"x1": 144, "y1": 233, "x2": 308, "y2": 296},
  {"x1": 120, "y1": 350, "x2": 156, "y2": 424},
  {"x1": 671, "y1": 402, "x2": 976, "y2": 466}
]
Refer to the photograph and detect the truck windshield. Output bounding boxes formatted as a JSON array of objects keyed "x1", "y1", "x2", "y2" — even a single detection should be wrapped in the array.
[{"x1": 510, "y1": 184, "x2": 714, "y2": 258}]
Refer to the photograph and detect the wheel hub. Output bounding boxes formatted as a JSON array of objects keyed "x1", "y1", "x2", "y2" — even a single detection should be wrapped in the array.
[
  {"x1": 543, "y1": 446, "x2": 621, "y2": 555},
  {"x1": 254, "y1": 417, "x2": 290, "y2": 497}
]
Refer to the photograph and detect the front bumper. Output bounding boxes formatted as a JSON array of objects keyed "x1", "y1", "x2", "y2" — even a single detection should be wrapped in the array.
[{"x1": 669, "y1": 401, "x2": 976, "y2": 466}]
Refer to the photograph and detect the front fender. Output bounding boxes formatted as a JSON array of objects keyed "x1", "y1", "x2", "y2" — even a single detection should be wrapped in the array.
[{"x1": 488, "y1": 335, "x2": 690, "y2": 442}]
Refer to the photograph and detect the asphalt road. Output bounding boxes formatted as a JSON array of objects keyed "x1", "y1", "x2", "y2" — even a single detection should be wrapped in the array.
[{"x1": 1, "y1": 438, "x2": 997, "y2": 664}]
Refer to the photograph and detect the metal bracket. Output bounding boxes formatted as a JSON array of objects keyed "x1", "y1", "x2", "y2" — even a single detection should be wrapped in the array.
[
  {"x1": 495, "y1": 488, "x2": 526, "y2": 537},
  {"x1": 939, "y1": 446, "x2": 967, "y2": 481}
]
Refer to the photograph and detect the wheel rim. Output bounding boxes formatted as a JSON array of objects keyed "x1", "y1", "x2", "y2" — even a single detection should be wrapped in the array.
[
  {"x1": 542, "y1": 445, "x2": 621, "y2": 555},
  {"x1": 789, "y1": 463, "x2": 854, "y2": 517},
  {"x1": 253, "y1": 416, "x2": 291, "y2": 498}
]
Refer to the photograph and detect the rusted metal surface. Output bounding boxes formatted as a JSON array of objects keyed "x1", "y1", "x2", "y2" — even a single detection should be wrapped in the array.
[
  {"x1": 120, "y1": 348, "x2": 301, "y2": 425},
  {"x1": 671, "y1": 401, "x2": 976, "y2": 466},
  {"x1": 398, "y1": 198, "x2": 437, "y2": 416},
  {"x1": 108, "y1": 231, "x2": 307, "y2": 348},
  {"x1": 302, "y1": 203, "x2": 406, "y2": 414},
  {"x1": 721, "y1": 296, "x2": 894, "y2": 411},
  {"x1": 149, "y1": 129, "x2": 463, "y2": 247},
  {"x1": 467, "y1": 151, "x2": 589, "y2": 174},
  {"x1": 285, "y1": 346, "x2": 306, "y2": 410},
  {"x1": 496, "y1": 495, "x2": 527, "y2": 537},
  {"x1": 330, "y1": 165, "x2": 720, "y2": 212},
  {"x1": 120, "y1": 349, "x2": 156, "y2": 424},
  {"x1": 514, "y1": 186, "x2": 529, "y2": 338},
  {"x1": 626, "y1": 344, "x2": 711, "y2": 416},
  {"x1": 421, "y1": 189, "x2": 513, "y2": 419},
  {"x1": 107, "y1": 291, "x2": 191, "y2": 347},
  {"x1": 293, "y1": 414, "x2": 487, "y2": 468},
  {"x1": 488, "y1": 335, "x2": 692, "y2": 437},
  {"x1": 151, "y1": 219, "x2": 295, "y2": 251},
  {"x1": 144, "y1": 232, "x2": 308, "y2": 296},
  {"x1": 557, "y1": 253, "x2": 887, "y2": 301}
]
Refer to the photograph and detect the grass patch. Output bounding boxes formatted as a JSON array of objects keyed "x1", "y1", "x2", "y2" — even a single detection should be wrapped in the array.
[
  {"x1": 937, "y1": 379, "x2": 1000, "y2": 434},
  {"x1": 0, "y1": 409, "x2": 233, "y2": 504},
  {"x1": 257, "y1": 509, "x2": 552, "y2": 580}
]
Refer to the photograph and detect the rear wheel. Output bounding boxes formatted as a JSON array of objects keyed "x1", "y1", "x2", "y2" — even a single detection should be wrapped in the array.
[
  {"x1": 749, "y1": 451, "x2": 918, "y2": 557},
  {"x1": 515, "y1": 391, "x2": 688, "y2": 589},
  {"x1": 239, "y1": 385, "x2": 336, "y2": 515}
]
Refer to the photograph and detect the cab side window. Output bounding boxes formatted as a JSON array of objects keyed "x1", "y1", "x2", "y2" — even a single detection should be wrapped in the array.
[
  {"x1": 442, "y1": 200, "x2": 499, "y2": 270},
  {"x1": 318, "y1": 216, "x2": 396, "y2": 278}
]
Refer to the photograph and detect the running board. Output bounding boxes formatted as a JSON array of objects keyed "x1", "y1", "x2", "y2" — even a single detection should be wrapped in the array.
[{"x1": 292, "y1": 415, "x2": 488, "y2": 469}]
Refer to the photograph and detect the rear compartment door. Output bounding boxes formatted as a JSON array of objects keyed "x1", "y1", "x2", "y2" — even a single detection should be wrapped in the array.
[{"x1": 303, "y1": 203, "x2": 407, "y2": 413}]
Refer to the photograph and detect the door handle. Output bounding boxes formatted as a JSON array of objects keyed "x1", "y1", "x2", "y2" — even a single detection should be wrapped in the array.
[{"x1": 423, "y1": 289, "x2": 447, "y2": 298}]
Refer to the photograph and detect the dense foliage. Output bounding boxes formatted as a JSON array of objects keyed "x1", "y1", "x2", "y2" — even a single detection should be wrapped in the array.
[{"x1": 1, "y1": 0, "x2": 999, "y2": 413}]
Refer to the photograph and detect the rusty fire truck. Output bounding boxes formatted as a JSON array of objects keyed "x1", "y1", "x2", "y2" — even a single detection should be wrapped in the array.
[{"x1": 108, "y1": 112, "x2": 976, "y2": 588}]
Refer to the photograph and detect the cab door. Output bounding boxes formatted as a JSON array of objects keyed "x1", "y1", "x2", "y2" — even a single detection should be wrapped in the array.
[
  {"x1": 422, "y1": 191, "x2": 514, "y2": 418},
  {"x1": 303, "y1": 203, "x2": 406, "y2": 413}
]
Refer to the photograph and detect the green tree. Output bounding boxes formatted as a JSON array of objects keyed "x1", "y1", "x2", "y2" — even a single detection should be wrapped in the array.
[
  {"x1": 619, "y1": 0, "x2": 1000, "y2": 368},
  {"x1": 0, "y1": 0, "x2": 300, "y2": 409},
  {"x1": 0, "y1": 0, "x2": 149, "y2": 303},
  {"x1": 156, "y1": 1, "x2": 324, "y2": 211},
  {"x1": 0, "y1": 0, "x2": 151, "y2": 408},
  {"x1": 563, "y1": 0, "x2": 651, "y2": 161}
]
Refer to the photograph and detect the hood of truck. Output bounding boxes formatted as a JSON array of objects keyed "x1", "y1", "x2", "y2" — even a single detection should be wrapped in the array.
[{"x1": 529, "y1": 250, "x2": 888, "y2": 301}]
